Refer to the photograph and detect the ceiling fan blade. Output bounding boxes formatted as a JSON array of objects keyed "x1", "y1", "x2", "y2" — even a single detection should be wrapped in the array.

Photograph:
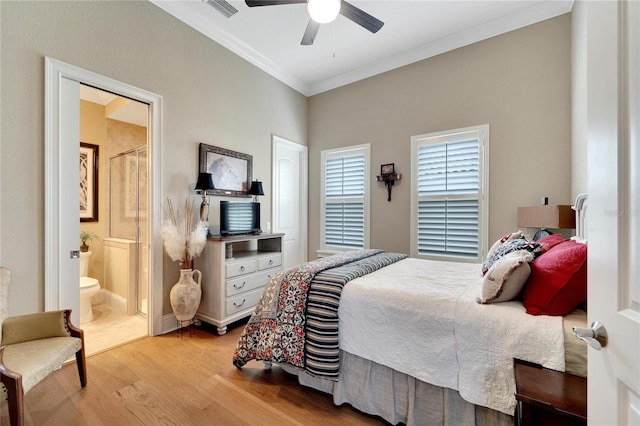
[
  {"x1": 301, "y1": 19, "x2": 320, "y2": 45},
  {"x1": 245, "y1": 0, "x2": 305, "y2": 7},
  {"x1": 339, "y1": 1, "x2": 384, "y2": 33},
  {"x1": 205, "y1": 0, "x2": 238, "y2": 18}
]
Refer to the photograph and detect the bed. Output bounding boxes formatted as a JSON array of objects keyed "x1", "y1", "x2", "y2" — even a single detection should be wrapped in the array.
[{"x1": 233, "y1": 195, "x2": 588, "y2": 425}]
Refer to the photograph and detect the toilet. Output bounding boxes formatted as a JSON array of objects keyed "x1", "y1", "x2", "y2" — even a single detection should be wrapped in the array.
[{"x1": 79, "y1": 251, "x2": 100, "y2": 323}]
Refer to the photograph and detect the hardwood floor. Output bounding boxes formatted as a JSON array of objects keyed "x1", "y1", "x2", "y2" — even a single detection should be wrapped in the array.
[{"x1": 1, "y1": 321, "x2": 387, "y2": 425}]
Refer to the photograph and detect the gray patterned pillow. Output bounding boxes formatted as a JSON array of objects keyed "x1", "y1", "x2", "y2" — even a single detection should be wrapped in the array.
[{"x1": 482, "y1": 238, "x2": 543, "y2": 275}]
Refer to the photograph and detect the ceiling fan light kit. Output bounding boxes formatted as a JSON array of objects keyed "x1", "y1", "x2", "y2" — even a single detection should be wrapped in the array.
[
  {"x1": 307, "y1": 0, "x2": 341, "y2": 24},
  {"x1": 244, "y1": 0, "x2": 384, "y2": 46}
]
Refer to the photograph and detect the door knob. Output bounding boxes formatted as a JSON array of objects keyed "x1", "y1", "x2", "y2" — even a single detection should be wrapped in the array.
[{"x1": 572, "y1": 321, "x2": 608, "y2": 350}]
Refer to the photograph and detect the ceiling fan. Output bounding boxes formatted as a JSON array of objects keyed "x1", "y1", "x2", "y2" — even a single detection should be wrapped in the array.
[{"x1": 245, "y1": 0, "x2": 384, "y2": 46}]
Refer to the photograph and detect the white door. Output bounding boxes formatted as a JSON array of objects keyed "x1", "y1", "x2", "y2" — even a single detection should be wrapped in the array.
[
  {"x1": 272, "y1": 135, "x2": 308, "y2": 269},
  {"x1": 587, "y1": 1, "x2": 640, "y2": 424},
  {"x1": 56, "y1": 76, "x2": 82, "y2": 325}
]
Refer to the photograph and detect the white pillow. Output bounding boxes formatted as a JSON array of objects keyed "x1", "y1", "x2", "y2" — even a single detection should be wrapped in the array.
[{"x1": 478, "y1": 250, "x2": 533, "y2": 304}]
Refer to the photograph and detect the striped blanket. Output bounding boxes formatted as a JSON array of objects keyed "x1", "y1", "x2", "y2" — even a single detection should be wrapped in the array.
[{"x1": 232, "y1": 249, "x2": 407, "y2": 379}]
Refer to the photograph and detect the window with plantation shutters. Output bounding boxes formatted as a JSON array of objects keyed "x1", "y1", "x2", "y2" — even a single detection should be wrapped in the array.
[
  {"x1": 320, "y1": 144, "x2": 370, "y2": 253},
  {"x1": 410, "y1": 125, "x2": 488, "y2": 262}
]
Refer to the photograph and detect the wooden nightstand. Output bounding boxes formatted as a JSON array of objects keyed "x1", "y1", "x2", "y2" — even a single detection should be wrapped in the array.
[{"x1": 514, "y1": 359, "x2": 587, "y2": 426}]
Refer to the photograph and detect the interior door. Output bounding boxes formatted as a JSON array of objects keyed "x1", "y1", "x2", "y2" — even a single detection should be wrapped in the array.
[
  {"x1": 587, "y1": 1, "x2": 640, "y2": 423},
  {"x1": 58, "y1": 76, "x2": 82, "y2": 325},
  {"x1": 272, "y1": 135, "x2": 308, "y2": 269}
]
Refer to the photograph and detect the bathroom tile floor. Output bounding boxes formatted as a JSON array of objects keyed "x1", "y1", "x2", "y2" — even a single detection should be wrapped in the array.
[{"x1": 80, "y1": 303, "x2": 148, "y2": 356}]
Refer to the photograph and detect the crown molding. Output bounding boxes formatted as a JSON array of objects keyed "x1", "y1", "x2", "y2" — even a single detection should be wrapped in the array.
[
  {"x1": 151, "y1": 0, "x2": 573, "y2": 97},
  {"x1": 150, "y1": 0, "x2": 311, "y2": 96}
]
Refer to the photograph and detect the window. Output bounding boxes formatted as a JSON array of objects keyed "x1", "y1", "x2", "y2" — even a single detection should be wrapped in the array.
[
  {"x1": 320, "y1": 144, "x2": 370, "y2": 254},
  {"x1": 410, "y1": 125, "x2": 488, "y2": 262}
]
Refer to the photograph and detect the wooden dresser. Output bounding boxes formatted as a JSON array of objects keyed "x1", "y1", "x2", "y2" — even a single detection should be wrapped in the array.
[{"x1": 194, "y1": 233, "x2": 284, "y2": 335}]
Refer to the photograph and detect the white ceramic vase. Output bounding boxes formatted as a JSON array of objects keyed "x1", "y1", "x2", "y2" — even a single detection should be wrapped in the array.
[{"x1": 170, "y1": 268, "x2": 202, "y2": 323}]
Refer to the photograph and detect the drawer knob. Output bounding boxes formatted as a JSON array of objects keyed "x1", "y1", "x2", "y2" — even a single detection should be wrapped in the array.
[
  {"x1": 234, "y1": 299, "x2": 246, "y2": 308},
  {"x1": 240, "y1": 266, "x2": 245, "y2": 272},
  {"x1": 269, "y1": 259, "x2": 273, "y2": 265},
  {"x1": 234, "y1": 282, "x2": 246, "y2": 290}
]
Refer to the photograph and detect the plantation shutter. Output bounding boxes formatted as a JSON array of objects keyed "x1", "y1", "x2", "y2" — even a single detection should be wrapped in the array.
[
  {"x1": 417, "y1": 138, "x2": 479, "y2": 258},
  {"x1": 324, "y1": 154, "x2": 365, "y2": 248}
]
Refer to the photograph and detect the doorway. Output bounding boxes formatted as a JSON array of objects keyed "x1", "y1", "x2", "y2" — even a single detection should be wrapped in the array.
[
  {"x1": 44, "y1": 57, "x2": 163, "y2": 338},
  {"x1": 78, "y1": 85, "x2": 150, "y2": 353}
]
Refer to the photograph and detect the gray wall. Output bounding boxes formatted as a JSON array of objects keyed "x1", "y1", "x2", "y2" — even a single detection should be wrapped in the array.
[
  {"x1": 0, "y1": 1, "x2": 307, "y2": 316},
  {"x1": 308, "y1": 14, "x2": 572, "y2": 257},
  {"x1": 571, "y1": 1, "x2": 588, "y2": 198}
]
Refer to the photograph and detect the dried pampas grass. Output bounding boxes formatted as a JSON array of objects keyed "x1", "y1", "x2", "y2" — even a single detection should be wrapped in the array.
[{"x1": 162, "y1": 198, "x2": 207, "y2": 269}]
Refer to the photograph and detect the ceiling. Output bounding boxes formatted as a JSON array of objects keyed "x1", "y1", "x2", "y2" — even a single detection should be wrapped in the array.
[
  {"x1": 150, "y1": 0, "x2": 573, "y2": 96},
  {"x1": 80, "y1": 85, "x2": 149, "y2": 127}
]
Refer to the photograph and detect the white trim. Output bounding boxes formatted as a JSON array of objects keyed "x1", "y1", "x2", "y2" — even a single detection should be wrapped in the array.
[
  {"x1": 320, "y1": 143, "x2": 370, "y2": 252},
  {"x1": 44, "y1": 57, "x2": 164, "y2": 336},
  {"x1": 316, "y1": 249, "x2": 339, "y2": 258},
  {"x1": 162, "y1": 313, "x2": 183, "y2": 334},
  {"x1": 410, "y1": 124, "x2": 489, "y2": 262}
]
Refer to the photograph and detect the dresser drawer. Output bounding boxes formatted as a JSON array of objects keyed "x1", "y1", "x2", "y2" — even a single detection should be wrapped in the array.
[
  {"x1": 226, "y1": 259, "x2": 257, "y2": 278},
  {"x1": 226, "y1": 270, "x2": 273, "y2": 296},
  {"x1": 258, "y1": 254, "x2": 282, "y2": 271},
  {"x1": 226, "y1": 287, "x2": 264, "y2": 316}
]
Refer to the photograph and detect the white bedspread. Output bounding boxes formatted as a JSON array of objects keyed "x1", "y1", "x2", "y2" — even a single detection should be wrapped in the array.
[{"x1": 338, "y1": 257, "x2": 564, "y2": 415}]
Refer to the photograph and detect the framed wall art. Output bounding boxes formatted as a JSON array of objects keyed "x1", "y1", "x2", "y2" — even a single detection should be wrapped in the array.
[
  {"x1": 199, "y1": 143, "x2": 252, "y2": 197},
  {"x1": 80, "y1": 142, "x2": 99, "y2": 222}
]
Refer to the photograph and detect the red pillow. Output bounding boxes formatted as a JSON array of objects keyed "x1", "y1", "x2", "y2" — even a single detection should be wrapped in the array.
[
  {"x1": 537, "y1": 233, "x2": 566, "y2": 250},
  {"x1": 523, "y1": 240, "x2": 587, "y2": 316}
]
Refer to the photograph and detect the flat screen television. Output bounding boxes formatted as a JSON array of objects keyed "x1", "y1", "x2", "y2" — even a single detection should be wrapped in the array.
[{"x1": 220, "y1": 201, "x2": 261, "y2": 236}]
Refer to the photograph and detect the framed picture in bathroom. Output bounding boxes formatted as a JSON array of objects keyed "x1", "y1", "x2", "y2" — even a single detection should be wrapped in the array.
[
  {"x1": 80, "y1": 142, "x2": 99, "y2": 222},
  {"x1": 198, "y1": 143, "x2": 252, "y2": 197}
]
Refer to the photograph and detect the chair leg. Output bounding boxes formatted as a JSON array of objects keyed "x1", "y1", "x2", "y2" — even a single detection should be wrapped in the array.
[
  {"x1": 75, "y1": 347, "x2": 87, "y2": 387},
  {"x1": 65, "y1": 309, "x2": 87, "y2": 387},
  {"x1": 0, "y1": 346, "x2": 24, "y2": 426},
  {"x1": 5, "y1": 375, "x2": 24, "y2": 426}
]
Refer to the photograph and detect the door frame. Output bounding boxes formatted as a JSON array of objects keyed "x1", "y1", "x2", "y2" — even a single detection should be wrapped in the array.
[
  {"x1": 44, "y1": 57, "x2": 163, "y2": 335},
  {"x1": 272, "y1": 135, "x2": 308, "y2": 265}
]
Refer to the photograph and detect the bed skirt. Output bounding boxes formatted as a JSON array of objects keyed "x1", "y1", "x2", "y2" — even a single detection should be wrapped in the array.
[{"x1": 281, "y1": 350, "x2": 512, "y2": 426}]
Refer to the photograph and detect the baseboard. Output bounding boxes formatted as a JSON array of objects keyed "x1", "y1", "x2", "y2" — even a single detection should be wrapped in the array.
[
  {"x1": 95, "y1": 289, "x2": 126, "y2": 314},
  {"x1": 161, "y1": 313, "x2": 180, "y2": 334}
]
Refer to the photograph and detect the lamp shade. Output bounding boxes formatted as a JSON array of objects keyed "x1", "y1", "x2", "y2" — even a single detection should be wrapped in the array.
[
  {"x1": 248, "y1": 180, "x2": 264, "y2": 196},
  {"x1": 195, "y1": 172, "x2": 215, "y2": 191},
  {"x1": 517, "y1": 205, "x2": 576, "y2": 229}
]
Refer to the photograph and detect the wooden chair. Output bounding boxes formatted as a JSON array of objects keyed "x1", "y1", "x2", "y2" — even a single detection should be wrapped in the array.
[{"x1": 0, "y1": 267, "x2": 87, "y2": 425}]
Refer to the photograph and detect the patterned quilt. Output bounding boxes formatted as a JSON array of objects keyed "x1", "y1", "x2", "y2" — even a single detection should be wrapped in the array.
[{"x1": 232, "y1": 249, "x2": 407, "y2": 379}]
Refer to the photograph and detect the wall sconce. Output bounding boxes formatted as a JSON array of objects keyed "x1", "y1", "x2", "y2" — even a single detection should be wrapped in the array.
[
  {"x1": 517, "y1": 201, "x2": 576, "y2": 240},
  {"x1": 376, "y1": 163, "x2": 401, "y2": 202},
  {"x1": 248, "y1": 180, "x2": 264, "y2": 203},
  {"x1": 195, "y1": 172, "x2": 215, "y2": 223}
]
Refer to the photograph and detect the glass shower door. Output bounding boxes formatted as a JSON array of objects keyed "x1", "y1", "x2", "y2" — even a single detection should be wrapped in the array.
[{"x1": 109, "y1": 148, "x2": 148, "y2": 317}]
